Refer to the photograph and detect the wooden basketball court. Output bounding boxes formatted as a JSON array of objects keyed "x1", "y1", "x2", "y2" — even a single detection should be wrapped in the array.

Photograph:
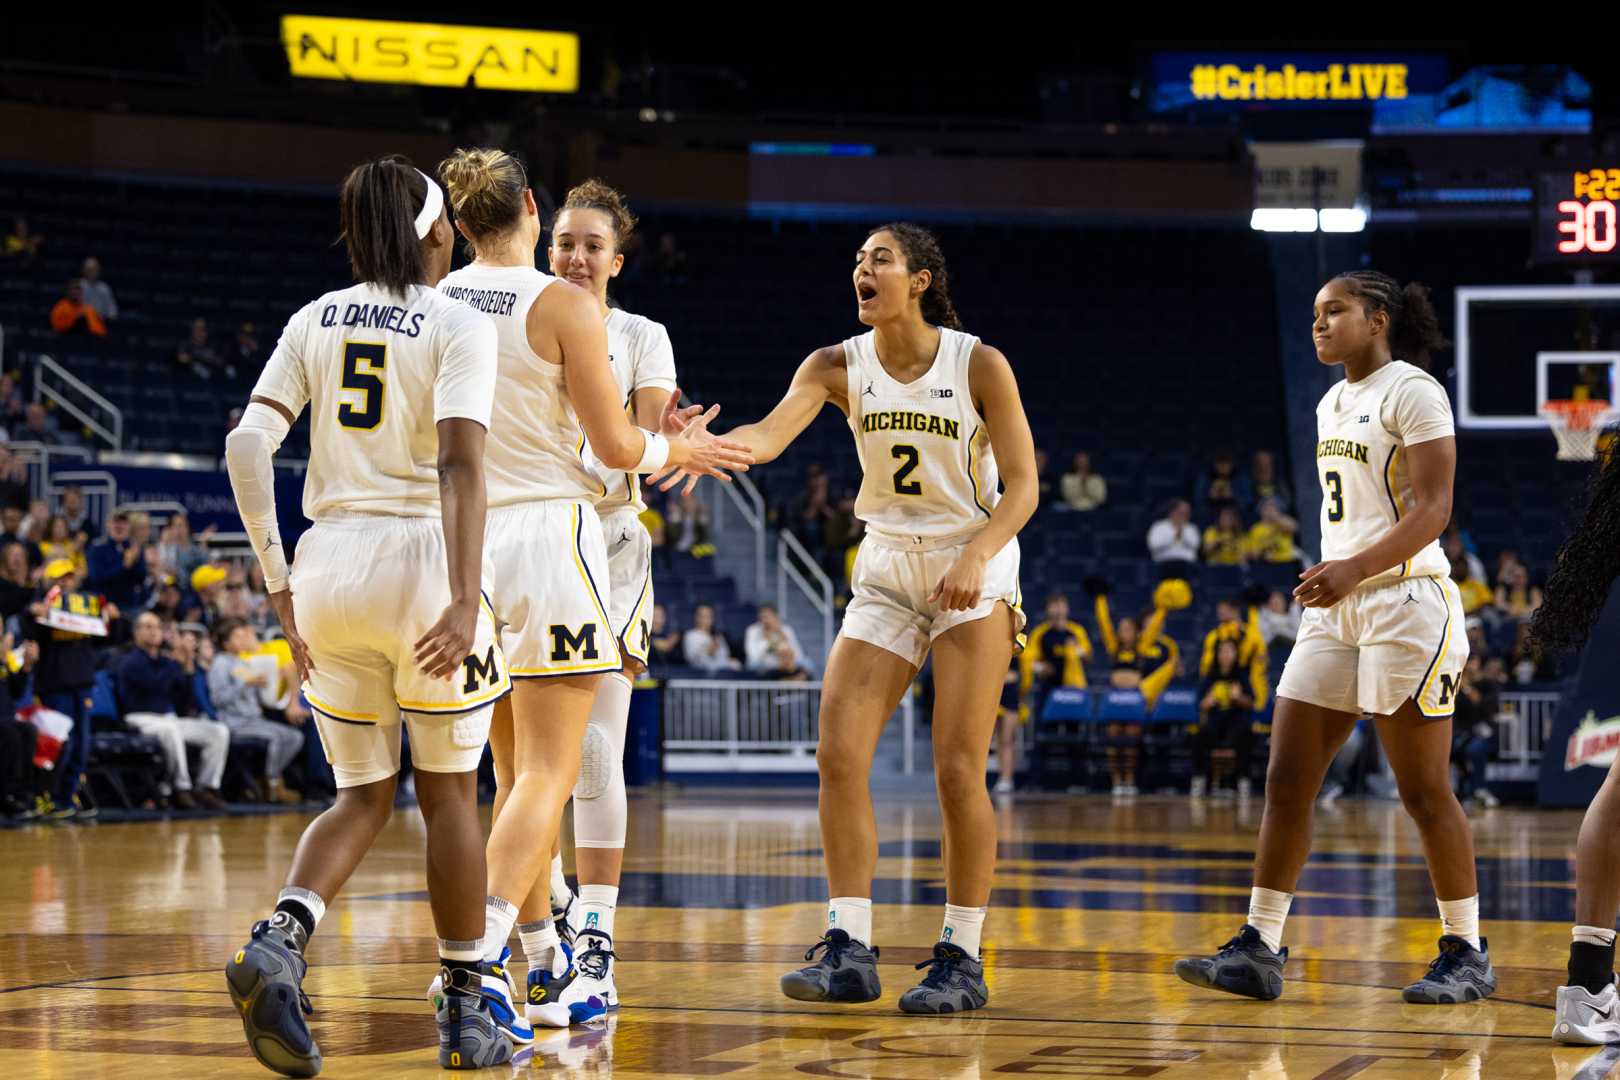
[{"x1": 0, "y1": 792, "x2": 1604, "y2": 1077}]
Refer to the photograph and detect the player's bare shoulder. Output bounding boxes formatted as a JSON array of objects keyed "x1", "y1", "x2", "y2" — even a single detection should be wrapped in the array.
[{"x1": 805, "y1": 342, "x2": 850, "y2": 411}]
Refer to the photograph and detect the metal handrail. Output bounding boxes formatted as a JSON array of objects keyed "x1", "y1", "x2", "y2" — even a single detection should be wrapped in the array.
[
  {"x1": 777, "y1": 528, "x2": 835, "y2": 663},
  {"x1": 33, "y1": 355, "x2": 123, "y2": 449},
  {"x1": 713, "y1": 471, "x2": 768, "y2": 596},
  {"x1": 8, "y1": 441, "x2": 93, "y2": 502}
]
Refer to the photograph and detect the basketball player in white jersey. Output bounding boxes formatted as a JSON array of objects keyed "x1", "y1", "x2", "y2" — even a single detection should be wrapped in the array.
[
  {"x1": 688, "y1": 224, "x2": 1036, "y2": 1013},
  {"x1": 433, "y1": 149, "x2": 750, "y2": 1034},
  {"x1": 1175, "y1": 270, "x2": 1495, "y2": 1005},
  {"x1": 223, "y1": 155, "x2": 512, "y2": 1074}
]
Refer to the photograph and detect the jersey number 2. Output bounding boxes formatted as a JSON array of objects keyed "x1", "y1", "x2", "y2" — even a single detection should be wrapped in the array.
[
  {"x1": 891, "y1": 445, "x2": 923, "y2": 496},
  {"x1": 338, "y1": 342, "x2": 387, "y2": 430},
  {"x1": 1324, "y1": 470, "x2": 1345, "y2": 522}
]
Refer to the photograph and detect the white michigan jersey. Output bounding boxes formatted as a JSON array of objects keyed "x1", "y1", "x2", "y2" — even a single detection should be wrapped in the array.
[
  {"x1": 1314, "y1": 359, "x2": 1454, "y2": 584},
  {"x1": 251, "y1": 282, "x2": 497, "y2": 520},
  {"x1": 845, "y1": 327, "x2": 1001, "y2": 542},
  {"x1": 438, "y1": 264, "x2": 603, "y2": 507},
  {"x1": 589, "y1": 308, "x2": 678, "y2": 515}
]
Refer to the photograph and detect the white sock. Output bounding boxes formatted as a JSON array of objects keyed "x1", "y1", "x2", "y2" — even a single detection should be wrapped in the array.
[
  {"x1": 827, "y1": 896, "x2": 872, "y2": 947},
  {"x1": 518, "y1": 920, "x2": 565, "y2": 976},
  {"x1": 549, "y1": 854, "x2": 574, "y2": 914},
  {"x1": 276, "y1": 886, "x2": 326, "y2": 930},
  {"x1": 577, "y1": 884, "x2": 618, "y2": 939},
  {"x1": 1575, "y1": 925, "x2": 1619, "y2": 948},
  {"x1": 481, "y1": 896, "x2": 518, "y2": 963},
  {"x1": 941, "y1": 904, "x2": 986, "y2": 959},
  {"x1": 1437, "y1": 895, "x2": 1481, "y2": 951},
  {"x1": 1247, "y1": 887, "x2": 1293, "y2": 953}
]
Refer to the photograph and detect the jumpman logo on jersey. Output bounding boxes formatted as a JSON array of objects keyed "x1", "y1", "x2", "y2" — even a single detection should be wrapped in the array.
[
  {"x1": 863, "y1": 381, "x2": 876, "y2": 398},
  {"x1": 1403, "y1": 591, "x2": 1417, "y2": 605},
  {"x1": 619, "y1": 529, "x2": 632, "y2": 544},
  {"x1": 263, "y1": 537, "x2": 280, "y2": 553}
]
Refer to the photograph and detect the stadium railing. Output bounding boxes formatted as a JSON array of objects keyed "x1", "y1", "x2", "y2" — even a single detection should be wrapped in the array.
[{"x1": 1492, "y1": 689, "x2": 1561, "y2": 783}]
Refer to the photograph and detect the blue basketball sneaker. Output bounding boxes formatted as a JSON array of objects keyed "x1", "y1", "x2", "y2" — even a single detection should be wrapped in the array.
[
  {"x1": 428, "y1": 947, "x2": 534, "y2": 1045},
  {"x1": 780, "y1": 929, "x2": 882, "y2": 1003},
  {"x1": 526, "y1": 941, "x2": 578, "y2": 1029},
  {"x1": 898, "y1": 941, "x2": 989, "y2": 1014},
  {"x1": 559, "y1": 929, "x2": 617, "y2": 1024},
  {"x1": 1173, "y1": 924, "x2": 1288, "y2": 1001},
  {"x1": 225, "y1": 918, "x2": 321, "y2": 1077},
  {"x1": 1402, "y1": 936, "x2": 1497, "y2": 1004},
  {"x1": 435, "y1": 964, "x2": 514, "y2": 1070}
]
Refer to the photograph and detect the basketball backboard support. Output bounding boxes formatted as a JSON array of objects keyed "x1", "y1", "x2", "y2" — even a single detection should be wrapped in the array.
[{"x1": 1456, "y1": 285, "x2": 1620, "y2": 430}]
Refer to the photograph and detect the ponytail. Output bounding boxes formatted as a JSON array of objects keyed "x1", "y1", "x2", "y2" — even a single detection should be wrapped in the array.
[
  {"x1": 869, "y1": 222, "x2": 962, "y2": 331},
  {"x1": 339, "y1": 154, "x2": 428, "y2": 299}
]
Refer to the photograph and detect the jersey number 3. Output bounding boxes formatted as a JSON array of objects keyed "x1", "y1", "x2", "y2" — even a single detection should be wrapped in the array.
[
  {"x1": 891, "y1": 444, "x2": 923, "y2": 496},
  {"x1": 338, "y1": 342, "x2": 387, "y2": 430},
  {"x1": 1324, "y1": 470, "x2": 1345, "y2": 522}
]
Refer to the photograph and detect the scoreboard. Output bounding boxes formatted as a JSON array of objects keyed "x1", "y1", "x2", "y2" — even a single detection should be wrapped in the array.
[{"x1": 1535, "y1": 167, "x2": 1620, "y2": 264}]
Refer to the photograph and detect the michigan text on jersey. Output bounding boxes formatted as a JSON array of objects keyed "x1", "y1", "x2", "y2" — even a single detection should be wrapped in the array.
[
  {"x1": 860, "y1": 411, "x2": 961, "y2": 440},
  {"x1": 1316, "y1": 438, "x2": 1370, "y2": 463}
]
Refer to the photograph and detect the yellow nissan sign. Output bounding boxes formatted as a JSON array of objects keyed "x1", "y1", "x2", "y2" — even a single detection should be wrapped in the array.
[{"x1": 282, "y1": 15, "x2": 578, "y2": 93}]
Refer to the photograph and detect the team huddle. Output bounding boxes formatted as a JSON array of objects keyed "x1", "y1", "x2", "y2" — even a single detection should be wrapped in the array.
[{"x1": 217, "y1": 151, "x2": 1620, "y2": 1075}]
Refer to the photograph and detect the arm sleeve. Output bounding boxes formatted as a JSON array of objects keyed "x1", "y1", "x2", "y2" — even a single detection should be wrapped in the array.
[
  {"x1": 434, "y1": 308, "x2": 498, "y2": 427},
  {"x1": 250, "y1": 305, "x2": 314, "y2": 416},
  {"x1": 224, "y1": 404, "x2": 292, "y2": 593},
  {"x1": 1384, "y1": 375, "x2": 1455, "y2": 447},
  {"x1": 633, "y1": 322, "x2": 679, "y2": 393}
]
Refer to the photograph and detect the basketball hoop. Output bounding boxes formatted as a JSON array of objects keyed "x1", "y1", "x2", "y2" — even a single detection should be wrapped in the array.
[{"x1": 1542, "y1": 399, "x2": 1615, "y2": 461}]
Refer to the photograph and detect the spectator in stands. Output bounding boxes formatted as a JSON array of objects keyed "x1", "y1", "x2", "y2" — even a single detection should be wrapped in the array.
[
  {"x1": 190, "y1": 564, "x2": 229, "y2": 624},
  {"x1": 147, "y1": 576, "x2": 189, "y2": 625},
  {"x1": 19, "y1": 497, "x2": 49, "y2": 539},
  {"x1": 158, "y1": 513, "x2": 213, "y2": 579},
  {"x1": 0, "y1": 447, "x2": 27, "y2": 510},
  {"x1": 59, "y1": 484, "x2": 91, "y2": 538},
  {"x1": 994, "y1": 655, "x2": 1022, "y2": 794},
  {"x1": 1059, "y1": 451, "x2": 1107, "y2": 511},
  {"x1": 1451, "y1": 557, "x2": 1494, "y2": 617},
  {"x1": 0, "y1": 542, "x2": 35, "y2": 619},
  {"x1": 78, "y1": 257, "x2": 117, "y2": 323},
  {"x1": 1020, "y1": 593, "x2": 1091, "y2": 713},
  {"x1": 207, "y1": 618, "x2": 302, "y2": 804},
  {"x1": 1258, "y1": 589, "x2": 1302, "y2": 647},
  {"x1": 0, "y1": 631, "x2": 39, "y2": 817},
  {"x1": 87, "y1": 509, "x2": 156, "y2": 612},
  {"x1": 1443, "y1": 530, "x2": 1487, "y2": 584},
  {"x1": 23, "y1": 559, "x2": 114, "y2": 818},
  {"x1": 1249, "y1": 450, "x2": 1292, "y2": 512},
  {"x1": 1202, "y1": 506, "x2": 1247, "y2": 566},
  {"x1": 40, "y1": 516, "x2": 86, "y2": 576},
  {"x1": 1451, "y1": 654, "x2": 1501, "y2": 809},
  {"x1": 175, "y1": 317, "x2": 220, "y2": 378},
  {"x1": 1088, "y1": 579, "x2": 1180, "y2": 797},
  {"x1": 793, "y1": 463, "x2": 834, "y2": 547},
  {"x1": 1465, "y1": 616, "x2": 1492, "y2": 663},
  {"x1": 649, "y1": 603, "x2": 682, "y2": 667},
  {"x1": 682, "y1": 603, "x2": 739, "y2": 672},
  {"x1": 0, "y1": 506, "x2": 42, "y2": 569},
  {"x1": 640, "y1": 495, "x2": 669, "y2": 568},
  {"x1": 4, "y1": 218, "x2": 42, "y2": 266},
  {"x1": 668, "y1": 488, "x2": 714, "y2": 557},
  {"x1": 1191, "y1": 639, "x2": 1257, "y2": 798},
  {"x1": 1244, "y1": 497, "x2": 1300, "y2": 569},
  {"x1": 232, "y1": 322, "x2": 260, "y2": 370},
  {"x1": 1494, "y1": 560, "x2": 1543, "y2": 621},
  {"x1": 1196, "y1": 449, "x2": 1249, "y2": 515},
  {"x1": 117, "y1": 612, "x2": 228, "y2": 810},
  {"x1": 1200, "y1": 597, "x2": 1268, "y2": 711},
  {"x1": 21, "y1": 404, "x2": 64, "y2": 447},
  {"x1": 1146, "y1": 499, "x2": 1199, "y2": 579},
  {"x1": 1033, "y1": 448, "x2": 1055, "y2": 506},
  {"x1": 823, "y1": 489, "x2": 863, "y2": 584},
  {"x1": 49, "y1": 280, "x2": 107, "y2": 338},
  {"x1": 654, "y1": 233, "x2": 690, "y2": 284},
  {"x1": 0, "y1": 376, "x2": 24, "y2": 429},
  {"x1": 744, "y1": 604, "x2": 810, "y2": 680}
]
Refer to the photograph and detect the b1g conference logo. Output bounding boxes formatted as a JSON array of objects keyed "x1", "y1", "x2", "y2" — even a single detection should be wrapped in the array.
[{"x1": 1564, "y1": 710, "x2": 1620, "y2": 771}]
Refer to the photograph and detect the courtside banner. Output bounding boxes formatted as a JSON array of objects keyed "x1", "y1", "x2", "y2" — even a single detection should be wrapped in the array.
[
  {"x1": 1149, "y1": 54, "x2": 1445, "y2": 113},
  {"x1": 281, "y1": 15, "x2": 578, "y2": 93},
  {"x1": 1538, "y1": 589, "x2": 1620, "y2": 807}
]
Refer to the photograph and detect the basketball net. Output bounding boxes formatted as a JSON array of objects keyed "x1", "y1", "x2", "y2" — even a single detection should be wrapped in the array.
[{"x1": 1542, "y1": 399, "x2": 1614, "y2": 461}]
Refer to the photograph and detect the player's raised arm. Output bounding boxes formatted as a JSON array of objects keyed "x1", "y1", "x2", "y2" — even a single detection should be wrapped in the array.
[{"x1": 721, "y1": 346, "x2": 847, "y2": 465}]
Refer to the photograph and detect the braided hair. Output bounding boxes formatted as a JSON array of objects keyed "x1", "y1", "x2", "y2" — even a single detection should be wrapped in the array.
[
  {"x1": 868, "y1": 223, "x2": 962, "y2": 330},
  {"x1": 1530, "y1": 436, "x2": 1620, "y2": 656},
  {"x1": 1332, "y1": 270, "x2": 1449, "y2": 369}
]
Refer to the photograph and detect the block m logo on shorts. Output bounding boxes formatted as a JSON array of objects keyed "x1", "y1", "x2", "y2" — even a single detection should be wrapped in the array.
[
  {"x1": 462, "y1": 645, "x2": 502, "y2": 694},
  {"x1": 549, "y1": 623, "x2": 600, "y2": 663},
  {"x1": 1438, "y1": 672, "x2": 1459, "y2": 708}
]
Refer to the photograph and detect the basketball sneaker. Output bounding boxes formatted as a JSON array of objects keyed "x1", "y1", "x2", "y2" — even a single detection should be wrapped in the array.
[
  {"x1": 1173, "y1": 924, "x2": 1287, "y2": 1000},
  {"x1": 526, "y1": 942, "x2": 579, "y2": 1029},
  {"x1": 427, "y1": 947, "x2": 534, "y2": 1045},
  {"x1": 225, "y1": 919, "x2": 321, "y2": 1077},
  {"x1": 555, "y1": 896, "x2": 577, "y2": 953},
  {"x1": 1401, "y1": 936, "x2": 1497, "y2": 1004},
  {"x1": 898, "y1": 941, "x2": 989, "y2": 1014},
  {"x1": 560, "y1": 928, "x2": 617, "y2": 1024},
  {"x1": 1554, "y1": 980, "x2": 1620, "y2": 1045},
  {"x1": 780, "y1": 929, "x2": 881, "y2": 1003},
  {"x1": 433, "y1": 963, "x2": 514, "y2": 1069}
]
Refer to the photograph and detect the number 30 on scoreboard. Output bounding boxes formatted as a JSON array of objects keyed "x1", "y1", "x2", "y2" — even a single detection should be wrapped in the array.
[
  {"x1": 1558, "y1": 199, "x2": 1617, "y2": 254},
  {"x1": 1536, "y1": 168, "x2": 1620, "y2": 264}
]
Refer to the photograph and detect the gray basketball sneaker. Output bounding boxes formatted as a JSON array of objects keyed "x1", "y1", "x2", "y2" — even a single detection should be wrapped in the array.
[
  {"x1": 436, "y1": 965, "x2": 514, "y2": 1070},
  {"x1": 1554, "y1": 980, "x2": 1620, "y2": 1045},
  {"x1": 898, "y1": 941, "x2": 988, "y2": 1015},
  {"x1": 780, "y1": 929, "x2": 882, "y2": 1003},
  {"x1": 1402, "y1": 935, "x2": 1497, "y2": 1004},
  {"x1": 225, "y1": 917, "x2": 321, "y2": 1077},
  {"x1": 1173, "y1": 924, "x2": 1287, "y2": 1001}
]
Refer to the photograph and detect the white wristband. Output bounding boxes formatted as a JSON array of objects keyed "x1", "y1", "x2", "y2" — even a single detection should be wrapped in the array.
[{"x1": 634, "y1": 430, "x2": 671, "y2": 474}]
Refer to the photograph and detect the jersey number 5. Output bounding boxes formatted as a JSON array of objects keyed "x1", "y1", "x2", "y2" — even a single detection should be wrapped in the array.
[
  {"x1": 1324, "y1": 470, "x2": 1344, "y2": 522},
  {"x1": 891, "y1": 444, "x2": 923, "y2": 496},
  {"x1": 338, "y1": 342, "x2": 387, "y2": 430}
]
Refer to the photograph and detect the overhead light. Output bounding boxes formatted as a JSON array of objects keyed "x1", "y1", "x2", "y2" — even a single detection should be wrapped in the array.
[
  {"x1": 1250, "y1": 208, "x2": 1319, "y2": 232},
  {"x1": 1319, "y1": 207, "x2": 1369, "y2": 233}
]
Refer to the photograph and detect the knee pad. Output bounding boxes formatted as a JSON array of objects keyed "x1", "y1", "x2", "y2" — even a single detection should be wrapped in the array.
[{"x1": 574, "y1": 722, "x2": 621, "y2": 800}]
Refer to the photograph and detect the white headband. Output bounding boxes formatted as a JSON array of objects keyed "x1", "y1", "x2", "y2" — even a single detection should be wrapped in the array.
[{"x1": 414, "y1": 169, "x2": 443, "y2": 239}]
